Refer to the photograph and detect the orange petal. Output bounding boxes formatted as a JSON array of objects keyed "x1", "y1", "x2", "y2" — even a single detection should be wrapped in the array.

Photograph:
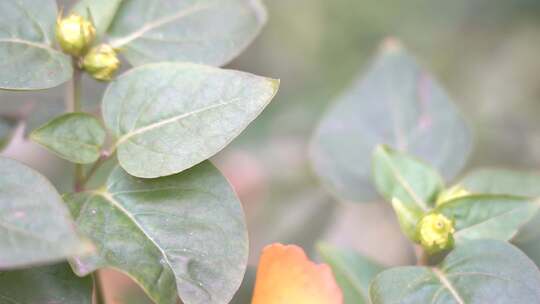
[{"x1": 251, "y1": 243, "x2": 343, "y2": 304}]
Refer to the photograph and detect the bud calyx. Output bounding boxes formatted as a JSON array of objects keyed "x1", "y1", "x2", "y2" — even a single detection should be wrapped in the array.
[
  {"x1": 82, "y1": 44, "x2": 120, "y2": 81},
  {"x1": 56, "y1": 14, "x2": 96, "y2": 57}
]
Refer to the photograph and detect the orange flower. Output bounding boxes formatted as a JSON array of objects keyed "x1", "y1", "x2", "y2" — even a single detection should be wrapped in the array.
[{"x1": 251, "y1": 243, "x2": 343, "y2": 304}]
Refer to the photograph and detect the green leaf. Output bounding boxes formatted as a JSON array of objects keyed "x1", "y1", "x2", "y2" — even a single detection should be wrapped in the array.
[
  {"x1": 310, "y1": 40, "x2": 471, "y2": 203},
  {"x1": 0, "y1": 0, "x2": 73, "y2": 90},
  {"x1": 460, "y1": 170, "x2": 540, "y2": 267},
  {"x1": 72, "y1": 0, "x2": 124, "y2": 39},
  {"x1": 103, "y1": 62, "x2": 279, "y2": 178},
  {"x1": 65, "y1": 161, "x2": 248, "y2": 304},
  {"x1": 0, "y1": 157, "x2": 90, "y2": 269},
  {"x1": 460, "y1": 168, "x2": 540, "y2": 197},
  {"x1": 317, "y1": 243, "x2": 384, "y2": 304},
  {"x1": 391, "y1": 196, "x2": 424, "y2": 241},
  {"x1": 372, "y1": 145, "x2": 444, "y2": 239},
  {"x1": 0, "y1": 116, "x2": 16, "y2": 150},
  {"x1": 436, "y1": 195, "x2": 539, "y2": 243},
  {"x1": 370, "y1": 240, "x2": 540, "y2": 303},
  {"x1": 373, "y1": 145, "x2": 443, "y2": 210},
  {"x1": 0, "y1": 263, "x2": 93, "y2": 304},
  {"x1": 107, "y1": 0, "x2": 267, "y2": 66},
  {"x1": 30, "y1": 113, "x2": 106, "y2": 164}
]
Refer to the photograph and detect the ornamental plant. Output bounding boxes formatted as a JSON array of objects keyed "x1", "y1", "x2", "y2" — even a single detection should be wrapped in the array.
[
  {"x1": 310, "y1": 39, "x2": 540, "y2": 303},
  {"x1": 0, "y1": 1, "x2": 279, "y2": 304}
]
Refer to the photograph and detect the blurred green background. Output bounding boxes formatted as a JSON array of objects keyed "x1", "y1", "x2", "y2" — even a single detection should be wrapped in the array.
[{"x1": 3, "y1": 0, "x2": 540, "y2": 302}]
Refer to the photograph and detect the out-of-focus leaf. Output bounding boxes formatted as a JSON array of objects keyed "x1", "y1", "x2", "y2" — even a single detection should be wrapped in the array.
[
  {"x1": 102, "y1": 63, "x2": 278, "y2": 178},
  {"x1": 311, "y1": 40, "x2": 471, "y2": 203},
  {"x1": 436, "y1": 195, "x2": 538, "y2": 243},
  {"x1": 248, "y1": 188, "x2": 337, "y2": 259},
  {"x1": 72, "y1": 0, "x2": 124, "y2": 39},
  {"x1": 0, "y1": 263, "x2": 93, "y2": 304},
  {"x1": 108, "y1": 0, "x2": 267, "y2": 66},
  {"x1": 317, "y1": 243, "x2": 384, "y2": 304},
  {"x1": 0, "y1": 0, "x2": 72, "y2": 90},
  {"x1": 0, "y1": 116, "x2": 16, "y2": 150},
  {"x1": 370, "y1": 240, "x2": 540, "y2": 303},
  {"x1": 460, "y1": 168, "x2": 540, "y2": 197},
  {"x1": 0, "y1": 157, "x2": 90, "y2": 269},
  {"x1": 30, "y1": 113, "x2": 106, "y2": 164},
  {"x1": 66, "y1": 161, "x2": 248, "y2": 304}
]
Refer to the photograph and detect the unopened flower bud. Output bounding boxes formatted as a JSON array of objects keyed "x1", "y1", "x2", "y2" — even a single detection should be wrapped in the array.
[
  {"x1": 56, "y1": 14, "x2": 96, "y2": 56},
  {"x1": 82, "y1": 44, "x2": 120, "y2": 81},
  {"x1": 416, "y1": 213, "x2": 455, "y2": 254}
]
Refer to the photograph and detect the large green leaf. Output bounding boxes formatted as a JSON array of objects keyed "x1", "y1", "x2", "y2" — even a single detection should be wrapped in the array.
[
  {"x1": 65, "y1": 161, "x2": 248, "y2": 304},
  {"x1": 108, "y1": 0, "x2": 267, "y2": 66},
  {"x1": 0, "y1": 0, "x2": 72, "y2": 90},
  {"x1": 0, "y1": 157, "x2": 90, "y2": 269},
  {"x1": 311, "y1": 41, "x2": 471, "y2": 202},
  {"x1": 30, "y1": 112, "x2": 106, "y2": 164},
  {"x1": 318, "y1": 243, "x2": 384, "y2": 304},
  {"x1": 436, "y1": 195, "x2": 539, "y2": 243},
  {"x1": 370, "y1": 240, "x2": 540, "y2": 303},
  {"x1": 0, "y1": 263, "x2": 93, "y2": 304},
  {"x1": 460, "y1": 168, "x2": 540, "y2": 197},
  {"x1": 72, "y1": 0, "x2": 124, "y2": 39},
  {"x1": 102, "y1": 62, "x2": 279, "y2": 178},
  {"x1": 459, "y1": 169, "x2": 540, "y2": 266}
]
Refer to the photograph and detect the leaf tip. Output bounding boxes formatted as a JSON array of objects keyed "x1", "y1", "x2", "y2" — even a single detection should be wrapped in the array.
[
  {"x1": 269, "y1": 78, "x2": 280, "y2": 92},
  {"x1": 373, "y1": 144, "x2": 392, "y2": 157}
]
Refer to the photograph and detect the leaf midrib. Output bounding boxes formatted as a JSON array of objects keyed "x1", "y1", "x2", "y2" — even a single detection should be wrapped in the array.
[
  {"x1": 432, "y1": 268, "x2": 465, "y2": 304},
  {"x1": 94, "y1": 190, "x2": 174, "y2": 275},
  {"x1": 380, "y1": 150, "x2": 429, "y2": 211},
  {"x1": 452, "y1": 202, "x2": 537, "y2": 239},
  {"x1": 0, "y1": 38, "x2": 54, "y2": 51},
  {"x1": 114, "y1": 100, "x2": 233, "y2": 148},
  {"x1": 110, "y1": 2, "x2": 213, "y2": 47}
]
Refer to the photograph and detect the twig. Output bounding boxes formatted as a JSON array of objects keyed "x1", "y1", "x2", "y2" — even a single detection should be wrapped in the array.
[{"x1": 93, "y1": 272, "x2": 106, "y2": 304}]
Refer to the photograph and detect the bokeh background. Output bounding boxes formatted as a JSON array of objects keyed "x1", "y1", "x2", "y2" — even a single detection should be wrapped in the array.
[{"x1": 3, "y1": 0, "x2": 540, "y2": 302}]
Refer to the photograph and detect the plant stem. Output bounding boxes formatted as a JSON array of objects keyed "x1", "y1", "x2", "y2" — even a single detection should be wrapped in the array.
[
  {"x1": 415, "y1": 245, "x2": 429, "y2": 266},
  {"x1": 93, "y1": 272, "x2": 106, "y2": 304},
  {"x1": 68, "y1": 61, "x2": 108, "y2": 304},
  {"x1": 68, "y1": 62, "x2": 85, "y2": 192},
  {"x1": 78, "y1": 151, "x2": 113, "y2": 189}
]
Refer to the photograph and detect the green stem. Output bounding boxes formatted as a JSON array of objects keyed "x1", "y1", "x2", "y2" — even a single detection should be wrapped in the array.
[
  {"x1": 93, "y1": 272, "x2": 106, "y2": 304},
  {"x1": 69, "y1": 63, "x2": 85, "y2": 192},
  {"x1": 78, "y1": 150, "x2": 114, "y2": 189},
  {"x1": 415, "y1": 245, "x2": 429, "y2": 266}
]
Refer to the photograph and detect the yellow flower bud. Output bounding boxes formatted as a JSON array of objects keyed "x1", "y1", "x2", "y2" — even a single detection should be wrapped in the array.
[
  {"x1": 82, "y1": 44, "x2": 120, "y2": 81},
  {"x1": 56, "y1": 14, "x2": 96, "y2": 57},
  {"x1": 436, "y1": 185, "x2": 470, "y2": 206},
  {"x1": 417, "y1": 213, "x2": 455, "y2": 254}
]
